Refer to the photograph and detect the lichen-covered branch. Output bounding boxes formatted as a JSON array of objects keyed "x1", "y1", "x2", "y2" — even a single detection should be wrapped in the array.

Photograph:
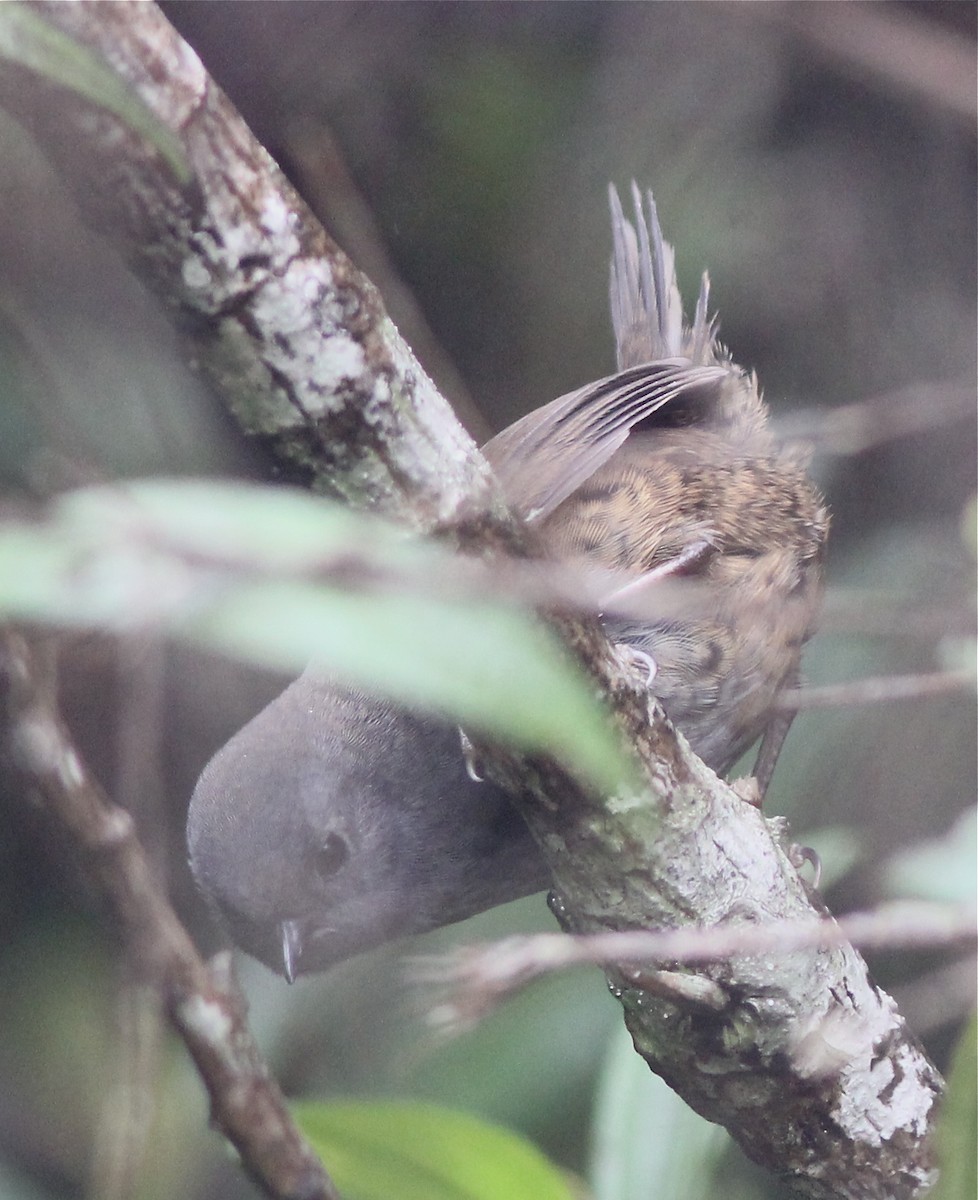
[
  {"x1": 0, "y1": 0, "x2": 497, "y2": 529},
  {"x1": 0, "y1": 2, "x2": 944, "y2": 1195}
]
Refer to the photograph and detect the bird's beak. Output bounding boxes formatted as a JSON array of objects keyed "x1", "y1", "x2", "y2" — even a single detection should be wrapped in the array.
[{"x1": 280, "y1": 918, "x2": 304, "y2": 984}]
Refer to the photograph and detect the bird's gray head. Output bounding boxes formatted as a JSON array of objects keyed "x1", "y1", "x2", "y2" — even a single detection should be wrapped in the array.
[{"x1": 187, "y1": 675, "x2": 548, "y2": 981}]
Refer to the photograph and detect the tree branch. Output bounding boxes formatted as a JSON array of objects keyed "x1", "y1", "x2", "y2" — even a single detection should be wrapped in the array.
[
  {"x1": 0, "y1": 3, "x2": 945, "y2": 1196},
  {"x1": 0, "y1": 631, "x2": 338, "y2": 1200}
]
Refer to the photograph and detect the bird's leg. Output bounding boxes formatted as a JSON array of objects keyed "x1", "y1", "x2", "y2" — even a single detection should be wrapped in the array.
[
  {"x1": 750, "y1": 708, "x2": 797, "y2": 800},
  {"x1": 601, "y1": 537, "x2": 715, "y2": 610},
  {"x1": 746, "y1": 672, "x2": 822, "y2": 887},
  {"x1": 749, "y1": 659, "x2": 805, "y2": 801},
  {"x1": 602, "y1": 538, "x2": 715, "y2": 692}
]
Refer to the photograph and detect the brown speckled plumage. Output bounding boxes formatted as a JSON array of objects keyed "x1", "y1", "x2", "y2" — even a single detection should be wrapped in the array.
[{"x1": 485, "y1": 184, "x2": 829, "y2": 787}]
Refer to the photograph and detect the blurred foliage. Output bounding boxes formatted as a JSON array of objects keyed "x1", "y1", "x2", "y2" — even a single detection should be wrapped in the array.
[
  {"x1": 885, "y1": 806, "x2": 977, "y2": 907},
  {"x1": 0, "y1": 3, "x2": 190, "y2": 183},
  {"x1": 589, "y1": 1021, "x2": 729, "y2": 1200},
  {"x1": 0, "y1": 3, "x2": 974, "y2": 1199},
  {"x1": 929, "y1": 1013, "x2": 978, "y2": 1200},
  {"x1": 0, "y1": 480, "x2": 634, "y2": 794},
  {"x1": 294, "y1": 1100, "x2": 576, "y2": 1200}
]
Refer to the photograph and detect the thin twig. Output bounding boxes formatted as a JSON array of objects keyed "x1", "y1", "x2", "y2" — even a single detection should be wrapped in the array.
[
  {"x1": 776, "y1": 669, "x2": 976, "y2": 713},
  {"x1": 413, "y1": 902, "x2": 977, "y2": 1032},
  {"x1": 776, "y1": 378, "x2": 976, "y2": 457},
  {"x1": 749, "y1": 4, "x2": 976, "y2": 122}
]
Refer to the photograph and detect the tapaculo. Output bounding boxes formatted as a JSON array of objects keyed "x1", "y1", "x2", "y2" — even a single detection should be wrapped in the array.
[{"x1": 187, "y1": 184, "x2": 828, "y2": 979}]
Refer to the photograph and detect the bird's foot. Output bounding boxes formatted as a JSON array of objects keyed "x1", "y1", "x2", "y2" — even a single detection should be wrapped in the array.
[
  {"x1": 788, "y1": 843, "x2": 822, "y2": 889},
  {"x1": 616, "y1": 644, "x2": 657, "y2": 686}
]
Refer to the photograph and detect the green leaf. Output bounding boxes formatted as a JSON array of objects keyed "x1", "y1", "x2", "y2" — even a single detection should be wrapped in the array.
[
  {"x1": 60, "y1": 479, "x2": 425, "y2": 574},
  {"x1": 0, "y1": 4, "x2": 189, "y2": 182},
  {"x1": 928, "y1": 1013, "x2": 977, "y2": 1200},
  {"x1": 589, "y1": 1022, "x2": 728, "y2": 1200},
  {"x1": 0, "y1": 480, "x2": 636, "y2": 795},
  {"x1": 293, "y1": 1100, "x2": 576, "y2": 1200}
]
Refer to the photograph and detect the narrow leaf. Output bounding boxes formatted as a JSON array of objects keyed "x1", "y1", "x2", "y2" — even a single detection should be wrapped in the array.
[
  {"x1": 294, "y1": 1100, "x2": 576, "y2": 1200},
  {"x1": 0, "y1": 4, "x2": 189, "y2": 182},
  {"x1": 929, "y1": 1013, "x2": 977, "y2": 1200},
  {"x1": 589, "y1": 1022, "x2": 728, "y2": 1200},
  {"x1": 0, "y1": 480, "x2": 636, "y2": 794}
]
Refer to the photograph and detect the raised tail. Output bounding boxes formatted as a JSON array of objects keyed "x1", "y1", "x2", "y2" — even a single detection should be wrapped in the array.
[{"x1": 608, "y1": 182, "x2": 714, "y2": 370}]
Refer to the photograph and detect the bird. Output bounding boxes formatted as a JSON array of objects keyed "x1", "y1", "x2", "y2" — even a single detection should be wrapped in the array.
[
  {"x1": 187, "y1": 183, "x2": 828, "y2": 980},
  {"x1": 484, "y1": 184, "x2": 828, "y2": 785}
]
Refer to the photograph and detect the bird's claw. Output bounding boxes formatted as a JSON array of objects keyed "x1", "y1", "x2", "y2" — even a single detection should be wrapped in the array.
[
  {"x1": 789, "y1": 843, "x2": 822, "y2": 889},
  {"x1": 458, "y1": 727, "x2": 485, "y2": 783},
  {"x1": 617, "y1": 644, "x2": 657, "y2": 686}
]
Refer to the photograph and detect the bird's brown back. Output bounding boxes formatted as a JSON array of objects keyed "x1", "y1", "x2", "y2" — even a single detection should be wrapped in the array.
[{"x1": 485, "y1": 185, "x2": 829, "y2": 779}]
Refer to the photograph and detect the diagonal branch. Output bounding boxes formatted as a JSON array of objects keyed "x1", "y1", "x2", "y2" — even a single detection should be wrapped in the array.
[{"x1": 0, "y1": 3, "x2": 944, "y2": 1196}]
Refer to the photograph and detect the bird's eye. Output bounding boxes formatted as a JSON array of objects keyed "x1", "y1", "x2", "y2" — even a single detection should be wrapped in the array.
[{"x1": 316, "y1": 832, "x2": 349, "y2": 879}]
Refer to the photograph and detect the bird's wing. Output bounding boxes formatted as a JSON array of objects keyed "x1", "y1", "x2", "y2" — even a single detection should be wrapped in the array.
[{"x1": 482, "y1": 359, "x2": 727, "y2": 521}]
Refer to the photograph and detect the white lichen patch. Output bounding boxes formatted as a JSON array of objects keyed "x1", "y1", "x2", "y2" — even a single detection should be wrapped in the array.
[
  {"x1": 179, "y1": 993, "x2": 233, "y2": 1046},
  {"x1": 244, "y1": 259, "x2": 373, "y2": 415},
  {"x1": 832, "y1": 1033, "x2": 938, "y2": 1143},
  {"x1": 179, "y1": 189, "x2": 301, "y2": 308},
  {"x1": 788, "y1": 981, "x2": 938, "y2": 1145},
  {"x1": 308, "y1": 333, "x2": 365, "y2": 393},
  {"x1": 259, "y1": 190, "x2": 297, "y2": 241},
  {"x1": 252, "y1": 259, "x2": 338, "y2": 339},
  {"x1": 181, "y1": 255, "x2": 211, "y2": 292}
]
